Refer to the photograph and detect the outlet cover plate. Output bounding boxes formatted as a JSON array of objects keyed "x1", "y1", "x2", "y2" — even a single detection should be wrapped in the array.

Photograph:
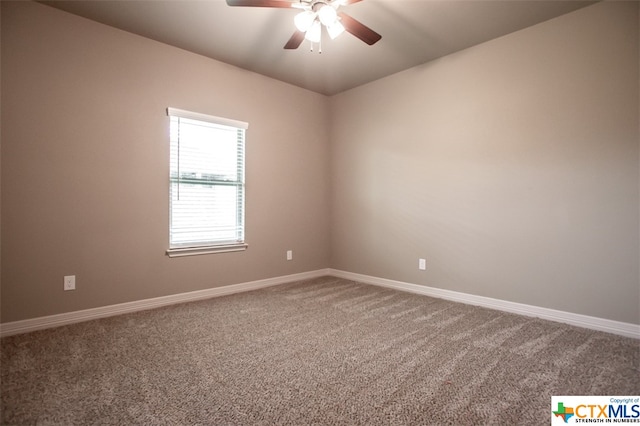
[{"x1": 64, "y1": 275, "x2": 76, "y2": 291}]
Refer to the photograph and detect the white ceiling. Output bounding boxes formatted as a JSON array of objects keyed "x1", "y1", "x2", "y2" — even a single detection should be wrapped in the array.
[{"x1": 40, "y1": 0, "x2": 596, "y2": 95}]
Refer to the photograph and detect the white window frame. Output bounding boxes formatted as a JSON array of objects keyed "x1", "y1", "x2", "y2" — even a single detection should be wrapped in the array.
[{"x1": 165, "y1": 107, "x2": 248, "y2": 258}]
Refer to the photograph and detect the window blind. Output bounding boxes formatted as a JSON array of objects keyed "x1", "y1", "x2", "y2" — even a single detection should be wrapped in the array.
[{"x1": 167, "y1": 108, "x2": 247, "y2": 251}]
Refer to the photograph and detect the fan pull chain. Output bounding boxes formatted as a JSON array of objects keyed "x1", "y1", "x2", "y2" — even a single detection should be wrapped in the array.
[{"x1": 308, "y1": 37, "x2": 322, "y2": 53}]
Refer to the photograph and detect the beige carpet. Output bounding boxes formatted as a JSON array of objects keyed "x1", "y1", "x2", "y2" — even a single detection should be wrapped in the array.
[{"x1": 2, "y1": 276, "x2": 638, "y2": 425}]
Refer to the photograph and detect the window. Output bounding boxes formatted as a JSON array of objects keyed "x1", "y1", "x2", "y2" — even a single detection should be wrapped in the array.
[{"x1": 166, "y1": 107, "x2": 248, "y2": 257}]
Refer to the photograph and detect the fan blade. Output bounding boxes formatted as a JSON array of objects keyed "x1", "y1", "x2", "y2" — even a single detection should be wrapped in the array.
[
  {"x1": 226, "y1": 0, "x2": 297, "y2": 8},
  {"x1": 284, "y1": 30, "x2": 305, "y2": 49},
  {"x1": 338, "y1": 12, "x2": 381, "y2": 45},
  {"x1": 335, "y1": 0, "x2": 363, "y2": 5}
]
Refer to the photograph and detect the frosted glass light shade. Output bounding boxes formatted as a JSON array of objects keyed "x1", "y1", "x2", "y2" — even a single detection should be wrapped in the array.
[
  {"x1": 318, "y1": 4, "x2": 337, "y2": 26},
  {"x1": 304, "y1": 20, "x2": 322, "y2": 43},
  {"x1": 294, "y1": 11, "x2": 316, "y2": 32},
  {"x1": 327, "y1": 21, "x2": 345, "y2": 39}
]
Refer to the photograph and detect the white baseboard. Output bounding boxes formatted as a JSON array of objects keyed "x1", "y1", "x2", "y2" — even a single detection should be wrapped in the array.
[
  {"x1": 3, "y1": 268, "x2": 638, "y2": 339},
  {"x1": 0, "y1": 269, "x2": 331, "y2": 337},
  {"x1": 328, "y1": 269, "x2": 640, "y2": 339}
]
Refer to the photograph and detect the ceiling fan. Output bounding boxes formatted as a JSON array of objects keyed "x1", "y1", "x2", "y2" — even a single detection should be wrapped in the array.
[{"x1": 225, "y1": 0, "x2": 382, "y2": 51}]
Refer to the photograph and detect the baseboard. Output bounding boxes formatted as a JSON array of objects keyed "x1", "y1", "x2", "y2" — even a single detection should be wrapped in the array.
[
  {"x1": 328, "y1": 269, "x2": 640, "y2": 339},
  {"x1": 0, "y1": 269, "x2": 331, "y2": 337},
  {"x1": 3, "y1": 268, "x2": 638, "y2": 339}
]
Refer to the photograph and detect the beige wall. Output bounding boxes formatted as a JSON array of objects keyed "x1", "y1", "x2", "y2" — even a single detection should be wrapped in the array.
[
  {"x1": 1, "y1": 1, "x2": 331, "y2": 322},
  {"x1": 2, "y1": 1, "x2": 638, "y2": 326},
  {"x1": 330, "y1": 1, "x2": 639, "y2": 324}
]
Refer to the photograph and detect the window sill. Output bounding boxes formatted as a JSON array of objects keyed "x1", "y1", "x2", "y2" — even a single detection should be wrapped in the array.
[{"x1": 166, "y1": 243, "x2": 248, "y2": 258}]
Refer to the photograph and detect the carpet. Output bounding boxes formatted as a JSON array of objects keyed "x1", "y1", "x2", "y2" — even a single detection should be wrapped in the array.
[{"x1": 2, "y1": 276, "x2": 638, "y2": 425}]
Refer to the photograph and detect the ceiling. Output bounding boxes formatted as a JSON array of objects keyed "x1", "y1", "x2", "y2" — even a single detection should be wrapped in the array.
[{"x1": 40, "y1": 0, "x2": 596, "y2": 95}]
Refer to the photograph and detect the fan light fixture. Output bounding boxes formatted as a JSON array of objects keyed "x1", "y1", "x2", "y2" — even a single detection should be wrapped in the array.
[
  {"x1": 225, "y1": 0, "x2": 382, "y2": 52},
  {"x1": 294, "y1": 1, "x2": 346, "y2": 50}
]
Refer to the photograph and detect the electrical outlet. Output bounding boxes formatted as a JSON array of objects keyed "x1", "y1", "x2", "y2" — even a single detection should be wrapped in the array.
[
  {"x1": 64, "y1": 275, "x2": 76, "y2": 291},
  {"x1": 287, "y1": 250, "x2": 293, "y2": 261},
  {"x1": 418, "y1": 259, "x2": 426, "y2": 270}
]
